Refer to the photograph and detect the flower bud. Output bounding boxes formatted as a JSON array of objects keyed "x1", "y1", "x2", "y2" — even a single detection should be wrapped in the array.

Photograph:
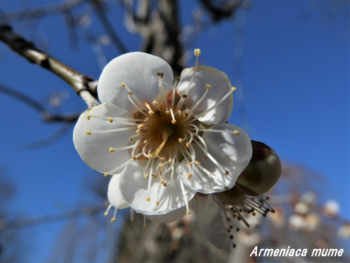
[{"x1": 236, "y1": 140, "x2": 282, "y2": 196}]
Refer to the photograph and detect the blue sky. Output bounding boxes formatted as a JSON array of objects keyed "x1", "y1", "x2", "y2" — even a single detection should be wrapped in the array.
[{"x1": 0, "y1": 0, "x2": 349, "y2": 261}]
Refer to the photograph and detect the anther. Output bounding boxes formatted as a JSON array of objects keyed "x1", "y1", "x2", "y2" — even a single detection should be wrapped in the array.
[
  {"x1": 160, "y1": 157, "x2": 165, "y2": 162},
  {"x1": 230, "y1": 235, "x2": 234, "y2": 240},
  {"x1": 187, "y1": 209, "x2": 191, "y2": 215},
  {"x1": 166, "y1": 110, "x2": 170, "y2": 114},
  {"x1": 129, "y1": 137, "x2": 133, "y2": 141},
  {"x1": 148, "y1": 110, "x2": 154, "y2": 115},
  {"x1": 169, "y1": 159, "x2": 173, "y2": 163},
  {"x1": 132, "y1": 155, "x2": 137, "y2": 160},
  {"x1": 157, "y1": 72, "x2": 164, "y2": 78},
  {"x1": 178, "y1": 110, "x2": 182, "y2": 115},
  {"x1": 233, "y1": 244, "x2": 237, "y2": 249},
  {"x1": 203, "y1": 156, "x2": 208, "y2": 160},
  {"x1": 163, "y1": 183, "x2": 167, "y2": 187},
  {"x1": 145, "y1": 118, "x2": 150, "y2": 122},
  {"x1": 130, "y1": 218, "x2": 134, "y2": 222},
  {"x1": 144, "y1": 173, "x2": 149, "y2": 179},
  {"x1": 225, "y1": 170, "x2": 230, "y2": 176},
  {"x1": 231, "y1": 87, "x2": 237, "y2": 91},
  {"x1": 179, "y1": 138, "x2": 183, "y2": 143},
  {"x1": 104, "y1": 173, "x2": 109, "y2": 177},
  {"x1": 182, "y1": 94, "x2": 187, "y2": 99},
  {"x1": 109, "y1": 147, "x2": 115, "y2": 152},
  {"x1": 171, "y1": 120, "x2": 177, "y2": 124},
  {"x1": 128, "y1": 91, "x2": 133, "y2": 95},
  {"x1": 156, "y1": 200, "x2": 159, "y2": 206},
  {"x1": 159, "y1": 163, "x2": 164, "y2": 168},
  {"x1": 195, "y1": 161, "x2": 200, "y2": 166},
  {"x1": 104, "y1": 211, "x2": 108, "y2": 216},
  {"x1": 111, "y1": 218, "x2": 116, "y2": 223},
  {"x1": 187, "y1": 173, "x2": 192, "y2": 180},
  {"x1": 144, "y1": 140, "x2": 148, "y2": 144},
  {"x1": 121, "y1": 82, "x2": 126, "y2": 87},
  {"x1": 153, "y1": 100, "x2": 158, "y2": 105},
  {"x1": 183, "y1": 112, "x2": 189, "y2": 117},
  {"x1": 175, "y1": 76, "x2": 180, "y2": 82},
  {"x1": 146, "y1": 196, "x2": 150, "y2": 202},
  {"x1": 86, "y1": 131, "x2": 91, "y2": 135},
  {"x1": 152, "y1": 173, "x2": 157, "y2": 178},
  {"x1": 136, "y1": 129, "x2": 141, "y2": 134},
  {"x1": 158, "y1": 171, "x2": 162, "y2": 175},
  {"x1": 148, "y1": 153, "x2": 152, "y2": 159},
  {"x1": 186, "y1": 142, "x2": 190, "y2": 148},
  {"x1": 194, "y1": 48, "x2": 201, "y2": 57},
  {"x1": 86, "y1": 114, "x2": 90, "y2": 120},
  {"x1": 143, "y1": 225, "x2": 147, "y2": 230},
  {"x1": 188, "y1": 162, "x2": 192, "y2": 166},
  {"x1": 160, "y1": 179, "x2": 165, "y2": 184},
  {"x1": 205, "y1": 84, "x2": 211, "y2": 89},
  {"x1": 138, "y1": 124, "x2": 144, "y2": 129},
  {"x1": 234, "y1": 130, "x2": 239, "y2": 135},
  {"x1": 108, "y1": 118, "x2": 113, "y2": 123}
]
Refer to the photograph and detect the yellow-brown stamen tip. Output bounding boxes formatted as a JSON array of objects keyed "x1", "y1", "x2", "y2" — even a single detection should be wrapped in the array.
[
  {"x1": 158, "y1": 171, "x2": 162, "y2": 175},
  {"x1": 187, "y1": 173, "x2": 192, "y2": 180},
  {"x1": 144, "y1": 140, "x2": 148, "y2": 144},
  {"x1": 166, "y1": 110, "x2": 170, "y2": 114},
  {"x1": 148, "y1": 153, "x2": 152, "y2": 159},
  {"x1": 153, "y1": 100, "x2": 158, "y2": 105},
  {"x1": 157, "y1": 72, "x2": 164, "y2": 78},
  {"x1": 206, "y1": 84, "x2": 211, "y2": 89},
  {"x1": 132, "y1": 155, "x2": 137, "y2": 160},
  {"x1": 234, "y1": 130, "x2": 239, "y2": 135},
  {"x1": 138, "y1": 124, "x2": 144, "y2": 129},
  {"x1": 187, "y1": 209, "x2": 191, "y2": 215},
  {"x1": 169, "y1": 159, "x2": 173, "y2": 163},
  {"x1": 86, "y1": 130, "x2": 91, "y2": 135},
  {"x1": 121, "y1": 82, "x2": 126, "y2": 87},
  {"x1": 225, "y1": 170, "x2": 230, "y2": 176},
  {"x1": 144, "y1": 173, "x2": 149, "y2": 179},
  {"x1": 111, "y1": 218, "x2": 116, "y2": 223},
  {"x1": 145, "y1": 118, "x2": 150, "y2": 122},
  {"x1": 148, "y1": 110, "x2": 154, "y2": 115},
  {"x1": 128, "y1": 91, "x2": 133, "y2": 95},
  {"x1": 146, "y1": 196, "x2": 150, "y2": 202},
  {"x1": 171, "y1": 120, "x2": 177, "y2": 124},
  {"x1": 203, "y1": 156, "x2": 208, "y2": 160},
  {"x1": 178, "y1": 110, "x2": 182, "y2": 115},
  {"x1": 160, "y1": 157, "x2": 165, "y2": 162},
  {"x1": 130, "y1": 218, "x2": 134, "y2": 222},
  {"x1": 108, "y1": 117, "x2": 113, "y2": 123},
  {"x1": 194, "y1": 48, "x2": 201, "y2": 57},
  {"x1": 182, "y1": 94, "x2": 187, "y2": 99},
  {"x1": 160, "y1": 179, "x2": 165, "y2": 184},
  {"x1": 195, "y1": 161, "x2": 200, "y2": 166},
  {"x1": 86, "y1": 114, "x2": 90, "y2": 120},
  {"x1": 159, "y1": 163, "x2": 164, "y2": 168},
  {"x1": 136, "y1": 129, "x2": 141, "y2": 134},
  {"x1": 143, "y1": 225, "x2": 147, "y2": 230},
  {"x1": 109, "y1": 147, "x2": 115, "y2": 152},
  {"x1": 156, "y1": 200, "x2": 159, "y2": 206},
  {"x1": 231, "y1": 87, "x2": 237, "y2": 91},
  {"x1": 186, "y1": 142, "x2": 190, "y2": 148},
  {"x1": 104, "y1": 173, "x2": 109, "y2": 177},
  {"x1": 152, "y1": 173, "x2": 157, "y2": 178},
  {"x1": 188, "y1": 162, "x2": 192, "y2": 167},
  {"x1": 178, "y1": 138, "x2": 183, "y2": 143},
  {"x1": 163, "y1": 183, "x2": 167, "y2": 187},
  {"x1": 175, "y1": 76, "x2": 180, "y2": 82},
  {"x1": 129, "y1": 137, "x2": 133, "y2": 141},
  {"x1": 224, "y1": 186, "x2": 229, "y2": 190},
  {"x1": 183, "y1": 112, "x2": 189, "y2": 117},
  {"x1": 104, "y1": 212, "x2": 108, "y2": 216}
]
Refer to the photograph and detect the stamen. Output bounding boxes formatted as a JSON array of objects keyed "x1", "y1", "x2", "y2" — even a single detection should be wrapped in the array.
[
  {"x1": 86, "y1": 131, "x2": 91, "y2": 135},
  {"x1": 130, "y1": 208, "x2": 135, "y2": 222},
  {"x1": 149, "y1": 125, "x2": 173, "y2": 159},
  {"x1": 172, "y1": 77, "x2": 180, "y2": 109},
  {"x1": 86, "y1": 114, "x2": 90, "y2": 120},
  {"x1": 188, "y1": 83, "x2": 211, "y2": 114},
  {"x1": 111, "y1": 208, "x2": 117, "y2": 222},
  {"x1": 104, "y1": 172, "x2": 109, "y2": 177},
  {"x1": 157, "y1": 72, "x2": 168, "y2": 108},
  {"x1": 180, "y1": 181, "x2": 191, "y2": 215},
  {"x1": 87, "y1": 127, "x2": 135, "y2": 134},
  {"x1": 143, "y1": 216, "x2": 147, "y2": 230},
  {"x1": 121, "y1": 82, "x2": 148, "y2": 111},
  {"x1": 104, "y1": 204, "x2": 112, "y2": 216},
  {"x1": 198, "y1": 128, "x2": 241, "y2": 136},
  {"x1": 107, "y1": 153, "x2": 143, "y2": 174},
  {"x1": 170, "y1": 108, "x2": 176, "y2": 124}
]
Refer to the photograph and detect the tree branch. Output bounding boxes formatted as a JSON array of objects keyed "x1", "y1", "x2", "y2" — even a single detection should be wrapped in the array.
[
  {"x1": 0, "y1": 24, "x2": 99, "y2": 108},
  {"x1": 0, "y1": 204, "x2": 105, "y2": 229}
]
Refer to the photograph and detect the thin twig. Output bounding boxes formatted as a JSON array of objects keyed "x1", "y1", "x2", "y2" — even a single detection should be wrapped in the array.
[{"x1": 0, "y1": 204, "x2": 105, "y2": 229}]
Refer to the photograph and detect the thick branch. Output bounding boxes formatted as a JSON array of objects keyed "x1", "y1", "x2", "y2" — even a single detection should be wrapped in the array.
[{"x1": 0, "y1": 24, "x2": 99, "y2": 108}]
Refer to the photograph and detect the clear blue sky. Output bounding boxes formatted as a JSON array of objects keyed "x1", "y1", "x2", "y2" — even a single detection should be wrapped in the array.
[{"x1": 0, "y1": 0, "x2": 349, "y2": 262}]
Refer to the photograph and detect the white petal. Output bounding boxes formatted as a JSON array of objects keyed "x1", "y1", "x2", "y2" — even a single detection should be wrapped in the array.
[
  {"x1": 194, "y1": 194, "x2": 228, "y2": 249},
  {"x1": 107, "y1": 174, "x2": 129, "y2": 209},
  {"x1": 177, "y1": 123, "x2": 252, "y2": 193},
  {"x1": 73, "y1": 103, "x2": 136, "y2": 174},
  {"x1": 177, "y1": 66, "x2": 233, "y2": 125},
  {"x1": 98, "y1": 52, "x2": 174, "y2": 113},
  {"x1": 145, "y1": 205, "x2": 187, "y2": 223},
  {"x1": 119, "y1": 161, "x2": 196, "y2": 215}
]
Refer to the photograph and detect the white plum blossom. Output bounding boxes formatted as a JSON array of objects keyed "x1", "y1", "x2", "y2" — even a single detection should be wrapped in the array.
[{"x1": 73, "y1": 50, "x2": 253, "y2": 231}]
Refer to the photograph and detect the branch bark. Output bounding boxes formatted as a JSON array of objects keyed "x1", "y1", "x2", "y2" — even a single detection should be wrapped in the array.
[{"x1": 0, "y1": 24, "x2": 99, "y2": 108}]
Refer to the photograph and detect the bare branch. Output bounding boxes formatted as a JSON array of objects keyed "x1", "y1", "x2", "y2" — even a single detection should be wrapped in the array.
[
  {"x1": 0, "y1": 0, "x2": 87, "y2": 22},
  {"x1": 0, "y1": 24, "x2": 99, "y2": 108},
  {"x1": 0, "y1": 204, "x2": 105, "y2": 229},
  {"x1": 90, "y1": 0, "x2": 128, "y2": 54}
]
